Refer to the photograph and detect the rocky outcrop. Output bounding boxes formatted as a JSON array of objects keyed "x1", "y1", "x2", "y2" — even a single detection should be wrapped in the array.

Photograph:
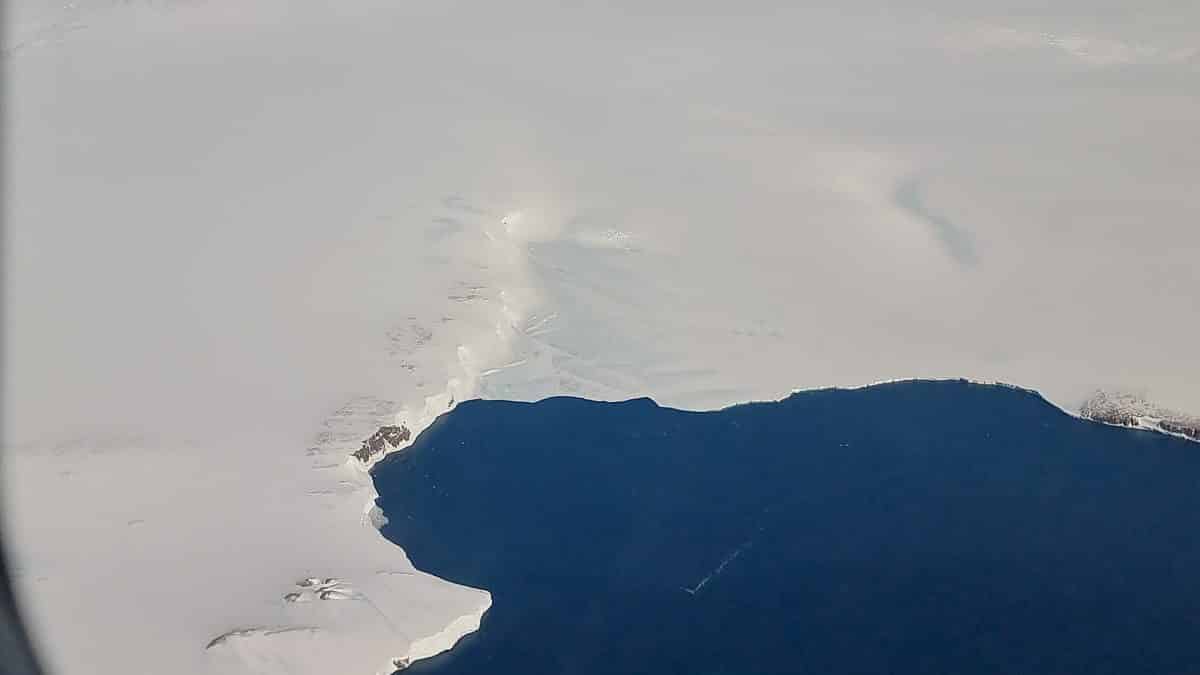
[
  {"x1": 282, "y1": 578, "x2": 356, "y2": 603},
  {"x1": 1080, "y1": 390, "x2": 1200, "y2": 442},
  {"x1": 352, "y1": 425, "x2": 411, "y2": 463},
  {"x1": 1160, "y1": 419, "x2": 1200, "y2": 442}
]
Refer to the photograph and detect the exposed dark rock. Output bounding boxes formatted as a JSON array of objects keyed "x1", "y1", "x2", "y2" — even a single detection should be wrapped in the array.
[
  {"x1": 1162, "y1": 419, "x2": 1200, "y2": 442},
  {"x1": 1080, "y1": 390, "x2": 1200, "y2": 442},
  {"x1": 353, "y1": 425, "x2": 412, "y2": 463}
]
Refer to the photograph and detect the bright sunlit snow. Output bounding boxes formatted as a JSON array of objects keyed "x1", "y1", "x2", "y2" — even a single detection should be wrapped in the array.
[{"x1": 4, "y1": 1, "x2": 1198, "y2": 673}]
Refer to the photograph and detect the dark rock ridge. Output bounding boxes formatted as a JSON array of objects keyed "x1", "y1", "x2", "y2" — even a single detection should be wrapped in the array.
[
  {"x1": 353, "y1": 425, "x2": 411, "y2": 463},
  {"x1": 1080, "y1": 390, "x2": 1200, "y2": 442}
]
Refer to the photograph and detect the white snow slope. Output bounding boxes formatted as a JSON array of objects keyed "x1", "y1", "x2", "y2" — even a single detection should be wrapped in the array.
[{"x1": 4, "y1": 1, "x2": 1199, "y2": 674}]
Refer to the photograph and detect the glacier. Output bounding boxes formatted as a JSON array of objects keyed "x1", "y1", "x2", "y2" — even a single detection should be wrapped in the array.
[{"x1": 3, "y1": 1, "x2": 1198, "y2": 674}]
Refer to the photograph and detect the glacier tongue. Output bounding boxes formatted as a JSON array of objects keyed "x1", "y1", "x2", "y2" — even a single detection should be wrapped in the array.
[{"x1": 398, "y1": 603, "x2": 491, "y2": 670}]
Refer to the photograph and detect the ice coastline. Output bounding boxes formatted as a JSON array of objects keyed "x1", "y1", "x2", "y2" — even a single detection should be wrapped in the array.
[{"x1": 4, "y1": 1, "x2": 1198, "y2": 674}]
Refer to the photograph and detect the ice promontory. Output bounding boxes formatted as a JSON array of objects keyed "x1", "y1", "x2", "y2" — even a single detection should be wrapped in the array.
[{"x1": 1080, "y1": 390, "x2": 1200, "y2": 442}]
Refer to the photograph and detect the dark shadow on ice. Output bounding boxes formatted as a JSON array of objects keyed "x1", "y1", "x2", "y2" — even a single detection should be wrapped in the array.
[{"x1": 895, "y1": 175, "x2": 980, "y2": 266}]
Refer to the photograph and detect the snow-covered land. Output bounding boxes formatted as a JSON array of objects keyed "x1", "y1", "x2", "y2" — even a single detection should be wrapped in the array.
[{"x1": 4, "y1": 1, "x2": 1198, "y2": 674}]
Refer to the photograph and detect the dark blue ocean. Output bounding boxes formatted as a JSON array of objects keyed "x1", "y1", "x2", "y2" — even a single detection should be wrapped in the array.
[{"x1": 372, "y1": 380, "x2": 1200, "y2": 675}]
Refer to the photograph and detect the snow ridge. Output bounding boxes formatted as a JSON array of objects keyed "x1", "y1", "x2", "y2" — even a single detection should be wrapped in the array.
[{"x1": 203, "y1": 205, "x2": 544, "y2": 674}]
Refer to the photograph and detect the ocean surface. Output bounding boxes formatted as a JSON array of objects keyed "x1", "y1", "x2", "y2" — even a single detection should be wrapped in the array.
[{"x1": 373, "y1": 380, "x2": 1200, "y2": 675}]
